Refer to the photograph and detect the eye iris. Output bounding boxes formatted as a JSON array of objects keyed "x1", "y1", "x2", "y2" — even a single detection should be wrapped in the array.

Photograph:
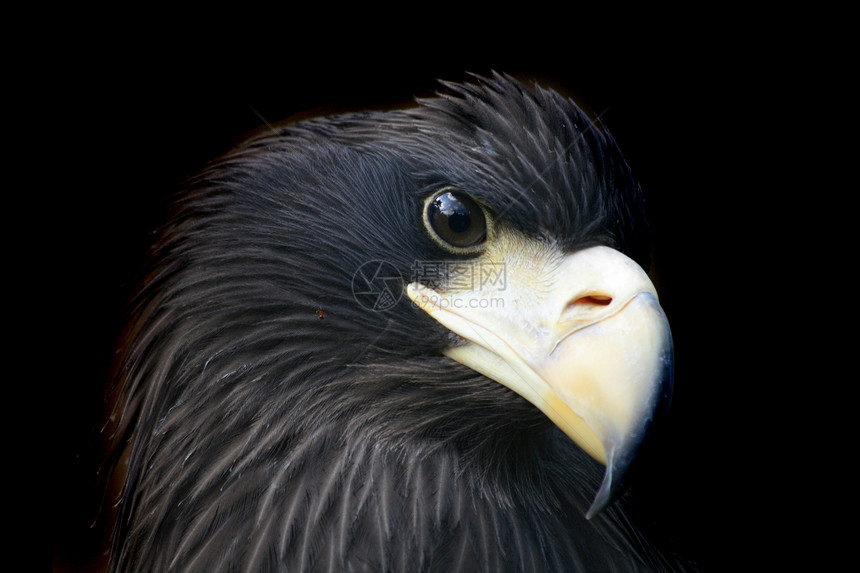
[{"x1": 428, "y1": 190, "x2": 487, "y2": 249}]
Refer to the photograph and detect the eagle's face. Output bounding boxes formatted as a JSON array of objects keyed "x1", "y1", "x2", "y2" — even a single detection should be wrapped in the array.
[
  {"x1": 254, "y1": 76, "x2": 673, "y2": 516},
  {"x1": 106, "y1": 73, "x2": 679, "y2": 572}
]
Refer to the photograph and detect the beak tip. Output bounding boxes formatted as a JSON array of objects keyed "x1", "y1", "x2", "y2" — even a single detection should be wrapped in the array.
[
  {"x1": 585, "y1": 498, "x2": 607, "y2": 521},
  {"x1": 585, "y1": 459, "x2": 624, "y2": 519},
  {"x1": 586, "y1": 331, "x2": 675, "y2": 520}
]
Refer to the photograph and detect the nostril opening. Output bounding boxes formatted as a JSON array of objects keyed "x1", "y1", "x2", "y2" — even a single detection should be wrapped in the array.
[
  {"x1": 562, "y1": 293, "x2": 614, "y2": 321},
  {"x1": 574, "y1": 295, "x2": 613, "y2": 306}
]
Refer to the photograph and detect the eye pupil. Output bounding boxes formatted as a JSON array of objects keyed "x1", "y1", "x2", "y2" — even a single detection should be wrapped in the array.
[
  {"x1": 447, "y1": 212, "x2": 470, "y2": 233},
  {"x1": 426, "y1": 189, "x2": 487, "y2": 250}
]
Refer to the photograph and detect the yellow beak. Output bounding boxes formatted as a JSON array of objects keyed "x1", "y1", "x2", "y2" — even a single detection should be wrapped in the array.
[{"x1": 407, "y1": 245, "x2": 673, "y2": 517}]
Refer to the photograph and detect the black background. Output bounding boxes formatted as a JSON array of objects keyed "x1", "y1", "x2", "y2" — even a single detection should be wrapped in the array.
[{"x1": 30, "y1": 19, "x2": 811, "y2": 572}]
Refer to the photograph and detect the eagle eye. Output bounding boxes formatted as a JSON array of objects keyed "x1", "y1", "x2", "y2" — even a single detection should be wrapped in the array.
[{"x1": 424, "y1": 188, "x2": 488, "y2": 252}]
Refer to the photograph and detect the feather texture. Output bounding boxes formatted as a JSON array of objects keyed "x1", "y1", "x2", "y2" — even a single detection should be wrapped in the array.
[{"x1": 103, "y1": 73, "x2": 692, "y2": 571}]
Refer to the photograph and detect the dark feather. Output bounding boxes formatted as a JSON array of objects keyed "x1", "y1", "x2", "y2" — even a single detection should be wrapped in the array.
[{"x1": 104, "y1": 73, "x2": 692, "y2": 571}]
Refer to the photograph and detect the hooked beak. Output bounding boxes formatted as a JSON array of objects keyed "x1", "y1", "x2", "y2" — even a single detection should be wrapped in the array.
[{"x1": 408, "y1": 245, "x2": 673, "y2": 517}]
